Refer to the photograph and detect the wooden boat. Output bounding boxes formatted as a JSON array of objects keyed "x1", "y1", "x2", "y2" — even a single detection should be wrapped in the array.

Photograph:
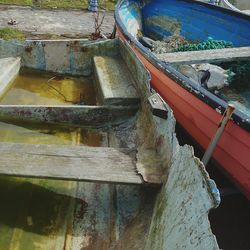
[
  {"x1": 115, "y1": 0, "x2": 250, "y2": 199},
  {"x1": 0, "y1": 38, "x2": 220, "y2": 249}
]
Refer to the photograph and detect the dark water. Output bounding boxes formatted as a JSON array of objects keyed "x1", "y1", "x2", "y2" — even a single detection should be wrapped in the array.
[{"x1": 176, "y1": 123, "x2": 250, "y2": 250}]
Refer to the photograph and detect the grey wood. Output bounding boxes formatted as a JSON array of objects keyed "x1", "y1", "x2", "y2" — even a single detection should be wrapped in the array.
[
  {"x1": 156, "y1": 46, "x2": 250, "y2": 64},
  {"x1": 0, "y1": 142, "x2": 143, "y2": 184},
  {"x1": 93, "y1": 56, "x2": 139, "y2": 105},
  {"x1": 0, "y1": 105, "x2": 138, "y2": 127}
]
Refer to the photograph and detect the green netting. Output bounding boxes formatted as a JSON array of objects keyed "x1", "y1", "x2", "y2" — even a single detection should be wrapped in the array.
[
  {"x1": 175, "y1": 37, "x2": 233, "y2": 52},
  {"x1": 223, "y1": 61, "x2": 250, "y2": 85},
  {"x1": 175, "y1": 37, "x2": 249, "y2": 86}
]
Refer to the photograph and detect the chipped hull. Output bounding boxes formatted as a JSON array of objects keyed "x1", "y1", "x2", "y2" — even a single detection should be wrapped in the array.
[{"x1": 115, "y1": 0, "x2": 250, "y2": 199}]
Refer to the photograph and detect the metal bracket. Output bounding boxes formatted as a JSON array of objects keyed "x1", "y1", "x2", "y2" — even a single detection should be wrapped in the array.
[{"x1": 148, "y1": 93, "x2": 168, "y2": 119}]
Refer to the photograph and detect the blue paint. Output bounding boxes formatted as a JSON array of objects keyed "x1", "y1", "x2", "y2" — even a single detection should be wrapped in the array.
[
  {"x1": 69, "y1": 47, "x2": 76, "y2": 75},
  {"x1": 119, "y1": 0, "x2": 250, "y2": 46},
  {"x1": 119, "y1": 1, "x2": 142, "y2": 36},
  {"x1": 35, "y1": 42, "x2": 46, "y2": 70}
]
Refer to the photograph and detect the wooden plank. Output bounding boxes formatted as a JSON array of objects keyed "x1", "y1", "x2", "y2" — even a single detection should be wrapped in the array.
[
  {"x1": 93, "y1": 56, "x2": 139, "y2": 105},
  {"x1": 156, "y1": 46, "x2": 250, "y2": 64},
  {"x1": 0, "y1": 105, "x2": 138, "y2": 127},
  {"x1": 0, "y1": 142, "x2": 143, "y2": 184}
]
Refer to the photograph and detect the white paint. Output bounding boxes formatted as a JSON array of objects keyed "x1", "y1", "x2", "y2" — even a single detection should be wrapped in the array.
[{"x1": 0, "y1": 57, "x2": 20, "y2": 99}]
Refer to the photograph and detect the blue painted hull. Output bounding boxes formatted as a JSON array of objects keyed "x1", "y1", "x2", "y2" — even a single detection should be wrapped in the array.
[{"x1": 117, "y1": 0, "x2": 250, "y2": 46}]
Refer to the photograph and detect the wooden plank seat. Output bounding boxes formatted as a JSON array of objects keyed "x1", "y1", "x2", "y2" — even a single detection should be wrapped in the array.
[
  {"x1": 0, "y1": 105, "x2": 138, "y2": 127},
  {"x1": 93, "y1": 56, "x2": 139, "y2": 105},
  {"x1": 0, "y1": 142, "x2": 143, "y2": 184},
  {"x1": 156, "y1": 46, "x2": 250, "y2": 64}
]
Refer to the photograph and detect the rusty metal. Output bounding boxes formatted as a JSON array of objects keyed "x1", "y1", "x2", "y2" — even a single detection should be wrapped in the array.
[{"x1": 202, "y1": 104, "x2": 235, "y2": 166}]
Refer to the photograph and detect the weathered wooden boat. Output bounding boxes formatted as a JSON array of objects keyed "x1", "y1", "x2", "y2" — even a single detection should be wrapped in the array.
[
  {"x1": 115, "y1": 0, "x2": 250, "y2": 199},
  {"x1": 0, "y1": 38, "x2": 220, "y2": 249}
]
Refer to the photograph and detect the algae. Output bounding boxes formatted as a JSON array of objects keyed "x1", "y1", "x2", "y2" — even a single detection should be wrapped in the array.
[{"x1": 0, "y1": 68, "x2": 96, "y2": 105}]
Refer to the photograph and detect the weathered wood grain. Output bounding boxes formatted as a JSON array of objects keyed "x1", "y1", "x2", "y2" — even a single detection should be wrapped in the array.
[
  {"x1": 156, "y1": 46, "x2": 250, "y2": 64},
  {"x1": 0, "y1": 142, "x2": 143, "y2": 184},
  {"x1": 0, "y1": 105, "x2": 138, "y2": 127},
  {"x1": 93, "y1": 56, "x2": 139, "y2": 105}
]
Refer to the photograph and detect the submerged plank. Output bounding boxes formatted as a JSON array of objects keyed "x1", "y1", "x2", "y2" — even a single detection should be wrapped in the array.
[
  {"x1": 0, "y1": 142, "x2": 143, "y2": 184},
  {"x1": 156, "y1": 46, "x2": 250, "y2": 64}
]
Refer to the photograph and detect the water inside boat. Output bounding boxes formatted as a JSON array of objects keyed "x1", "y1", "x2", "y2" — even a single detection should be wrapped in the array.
[
  {"x1": 0, "y1": 121, "x2": 107, "y2": 250},
  {"x1": 0, "y1": 68, "x2": 96, "y2": 105},
  {"x1": 0, "y1": 38, "x2": 220, "y2": 249},
  {"x1": 0, "y1": 121, "x2": 105, "y2": 146}
]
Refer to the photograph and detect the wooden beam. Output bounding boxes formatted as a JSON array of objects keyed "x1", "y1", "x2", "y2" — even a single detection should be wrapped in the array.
[
  {"x1": 0, "y1": 105, "x2": 138, "y2": 127},
  {"x1": 0, "y1": 142, "x2": 143, "y2": 184},
  {"x1": 156, "y1": 46, "x2": 250, "y2": 64}
]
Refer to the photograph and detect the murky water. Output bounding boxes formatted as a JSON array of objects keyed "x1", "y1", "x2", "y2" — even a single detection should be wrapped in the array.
[
  {"x1": 0, "y1": 121, "x2": 106, "y2": 249},
  {"x1": 0, "y1": 121, "x2": 105, "y2": 146},
  {"x1": 0, "y1": 68, "x2": 96, "y2": 105},
  {"x1": 228, "y1": 0, "x2": 250, "y2": 10}
]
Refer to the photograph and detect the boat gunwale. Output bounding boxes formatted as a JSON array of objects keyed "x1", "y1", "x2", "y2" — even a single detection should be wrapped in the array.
[{"x1": 115, "y1": 0, "x2": 250, "y2": 132}]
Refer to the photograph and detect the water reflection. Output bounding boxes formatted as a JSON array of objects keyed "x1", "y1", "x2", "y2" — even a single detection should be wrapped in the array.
[{"x1": 0, "y1": 68, "x2": 96, "y2": 105}]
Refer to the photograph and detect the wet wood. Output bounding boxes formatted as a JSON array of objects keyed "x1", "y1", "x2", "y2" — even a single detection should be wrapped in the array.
[
  {"x1": 157, "y1": 46, "x2": 250, "y2": 64},
  {"x1": 0, "y1": 142, "x2": 143, "y2": 184},
  {"x1": 0, "y1": 105, "x2": 138, "y2": 127},
  {"x1": 93, "y1": 56, "x2": 139, "y2": 105}
]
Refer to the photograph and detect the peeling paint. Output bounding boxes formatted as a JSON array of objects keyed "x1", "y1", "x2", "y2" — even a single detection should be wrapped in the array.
[{"x1": 0, "y1": 38, "x2": 220, "y2": 250}]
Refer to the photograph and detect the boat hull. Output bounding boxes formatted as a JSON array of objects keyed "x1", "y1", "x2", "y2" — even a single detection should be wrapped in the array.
[
  {"x1": 0, "y1": 38, "x2": 220, "y2": 249},
  {"x1": 115, "y1": 0, "x2": 250, "y2": 199}
]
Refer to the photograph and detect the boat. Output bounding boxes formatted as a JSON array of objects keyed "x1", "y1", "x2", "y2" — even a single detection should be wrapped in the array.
[
  {"x1": 115, "y1": 0, "x2": 250, "y2": 199},
  {"x1": 0, "y1": 38, "x2": 220, "y2": 249}
]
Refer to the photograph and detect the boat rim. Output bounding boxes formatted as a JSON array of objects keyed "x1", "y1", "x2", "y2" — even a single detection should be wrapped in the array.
[{"x1": 115, "y1": 0, "x2": 250, "y2": 132}]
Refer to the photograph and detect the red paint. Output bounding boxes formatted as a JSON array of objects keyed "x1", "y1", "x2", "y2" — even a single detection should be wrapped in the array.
[{"x1": 117, "y1": 31, "x2": 250, "y2": 200}]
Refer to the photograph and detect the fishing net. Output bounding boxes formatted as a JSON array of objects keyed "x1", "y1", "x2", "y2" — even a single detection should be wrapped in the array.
[
  {"x1": 221, "y1": 61, "x2": 250, "y2": 86},
  {"x1": 175, "y1": 37, "x2": 233, "y2": 52},
  {"x1": 174, "y1": 37, "x2": 250, "y2": 86}
]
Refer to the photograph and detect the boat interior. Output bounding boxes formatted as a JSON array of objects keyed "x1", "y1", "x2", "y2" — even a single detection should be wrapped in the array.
[{"x1": 0, "y1": 38, "x2": 219, "y2": 249}]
